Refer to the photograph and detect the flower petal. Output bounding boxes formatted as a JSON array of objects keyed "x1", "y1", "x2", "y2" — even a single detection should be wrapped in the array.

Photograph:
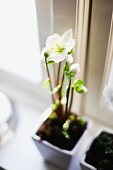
[
  {"x1": 48, "y1": 52, "x2": 65, "y2": 63},
  {"x1": 46, "y1": 34, "x2": 61, "y2": 46},
  {"x1": 66, "y1": 39, "x2": 75, "y2": 52},
  {"x1": 65, "y1": 55, "x2": 73, "y2": 63},
  {"x1": 61, "y1": 29, "x2": 72, "y2": 44}
]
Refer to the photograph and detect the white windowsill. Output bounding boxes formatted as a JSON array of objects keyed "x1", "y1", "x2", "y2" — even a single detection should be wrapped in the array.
[
  {"x1": 0, "y1": 69, "x2": 51, "y2": 111},
  {"x1": 0, "y1": 101, "x2": 113, "y2": 170}
]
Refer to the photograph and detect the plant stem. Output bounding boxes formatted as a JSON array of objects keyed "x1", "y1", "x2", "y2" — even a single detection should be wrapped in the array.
[
  {"x1": 69, "y1": 88, "x2": 74, "y2": 114},
  {"x1": 59, "y1": 73, "x2": 64, "y2": 100},
  {"x1": 65, "y1": 79, "x2": 71, "y2": 117},
  {"x1": 56, "y1": 62, "x2": 61, "y2": 85},
  {"x1": 45, "y1": 58, "x2": 55, "y2": 103},
  {"x1": 59, "y1": 62, "x2": 67, "y2": 100},
  {"x1": 53, "y1": 64, "x2": 57, "y2": 86}
]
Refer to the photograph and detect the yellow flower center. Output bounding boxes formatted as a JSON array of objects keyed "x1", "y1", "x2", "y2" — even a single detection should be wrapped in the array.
[{"x1": 56, "y1": 44, "x2": 65, "y2": 53}]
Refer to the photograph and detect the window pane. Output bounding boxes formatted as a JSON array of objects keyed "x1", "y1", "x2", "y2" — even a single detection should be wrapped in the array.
[{"x1": 0, "y1": 0, "x2": 41, "y2": 83}]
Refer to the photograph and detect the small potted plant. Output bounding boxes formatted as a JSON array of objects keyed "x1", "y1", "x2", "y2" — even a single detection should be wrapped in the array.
[
  {"x1": 32, "y1": 29, "x2": 90, "y2": 169},
  {"x1": 80, "y1": 128, "x2": 113, "y2": 170}
]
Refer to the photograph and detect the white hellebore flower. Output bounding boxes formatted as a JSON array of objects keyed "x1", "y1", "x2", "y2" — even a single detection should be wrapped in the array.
[
  {"x1": 41, "y1": 29, "x2": 75, "y2": 63},
  {"x1": 103, "y1": 84, "x2": 113, "y2": 111},
  {"x1": 70, "y1": 63, "x2": 80, "y2": 74}
]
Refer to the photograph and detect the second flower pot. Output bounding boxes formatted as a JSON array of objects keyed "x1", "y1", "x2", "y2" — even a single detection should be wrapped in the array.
[{"x1": 80, "y1": 127, "x2": 113, "y2": 170}]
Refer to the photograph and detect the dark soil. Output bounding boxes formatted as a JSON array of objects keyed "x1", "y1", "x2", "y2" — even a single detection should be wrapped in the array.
[
  {"x1": 37, "y1": 113, "x2": 87, "y2": 151},
  {"x1": 85, "y1": 132, "x2": 113, "y2": 170}
]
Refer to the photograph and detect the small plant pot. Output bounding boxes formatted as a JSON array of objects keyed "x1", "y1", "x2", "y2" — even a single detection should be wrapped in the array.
[
  {"x1": 32, "y1": 107, "x2": 92, "y2": 169},
  {"x1": 80, "y1": 127, "x2": 113, "y2": 170}
]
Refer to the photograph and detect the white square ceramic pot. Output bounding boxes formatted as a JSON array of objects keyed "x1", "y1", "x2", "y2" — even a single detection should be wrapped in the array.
[
  {"x1": 80, "y1": 127, "x2": 113, "y2": 170},
  {"x1": 32, "y1": 107, "x2": 92, "y2": 170}
]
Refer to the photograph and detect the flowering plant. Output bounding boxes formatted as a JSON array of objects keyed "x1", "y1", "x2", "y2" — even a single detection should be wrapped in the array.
[{"x1": 40, "y1": 29, "x2": 87, "y2": 141}]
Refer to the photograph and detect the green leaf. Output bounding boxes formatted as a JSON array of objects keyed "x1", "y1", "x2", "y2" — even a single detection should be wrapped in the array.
[
  {"x1": 63, "y1": 120, "x2": 71, "y2": 131},
  {"x1": 52, "y1": 85, "x2": 61, "y2": 94},
  {"x1": 64, "y1": 63, "x2": 70, "y2": 72},
  {"x1": 105, "y1": 147, "x2": 113, "y2": 154},
  {"x1": 64, "y1": 63, "x2": 75, "y2": 79},
  {"x1": 64, "y1": 71, "x2": 75, "y2": 79},
  {"x1": 49, "y1": 112, "x2": 57, "y2": 119},
  {"x1": 72, "y1": 79, "x2": 87, "y2": 93},
  {"x1": 75, "y1": 85, "x2": 86, "y2": 93},
  {"x1": 72, "y1": 80, "x2": 84, "y2": 87},
  {"x1": 68, "y1": 49, "x2": 73, "y2": 55},
  {"x1": 52, "y1": 99, "x2": 60, "y2": 111},
  {"x1": 47, "y1": 60, "x2": 55, "y2": 64},
  {"x1": 77, "y1": 117, "x2": 87, "y2": 125},
  {"x1": 42, "y1": 78, "x2": 50, "y2": 88},
  {"x1": 68, "y1": 114, "x2": 76, "y2": 121},
  {"x1": 62, "y1": 131, "x2": 70, "y2": 139}
]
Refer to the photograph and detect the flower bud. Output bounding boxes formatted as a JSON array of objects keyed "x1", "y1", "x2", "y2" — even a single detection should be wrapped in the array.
[
  {"x1": 70, "y1": 63, "x2": 80, "y2": 74},
  {"x1": 81, "y1": 86, "x2": 88, "y2": 93},
  {"x1": 66, "y1": 55, "x2": 73, "y2": 63}
]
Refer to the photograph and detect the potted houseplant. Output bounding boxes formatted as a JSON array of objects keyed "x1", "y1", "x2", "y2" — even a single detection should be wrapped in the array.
[
  {"x1": 80, "y1": 127, "x2": 113, "y2": 170},
  {"x1": 32, "y1": 29, "x2": 90, "y2": 169}
]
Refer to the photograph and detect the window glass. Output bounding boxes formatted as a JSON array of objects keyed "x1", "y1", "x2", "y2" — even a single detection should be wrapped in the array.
[{"x1": 0, "y1": 0, "x2": 41, "y2": 83}]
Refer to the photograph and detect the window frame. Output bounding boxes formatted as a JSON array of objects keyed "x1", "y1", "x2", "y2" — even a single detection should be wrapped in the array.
[
  {"x1": 73, "y1": 0, "x2": 92, "y2": 113},
  {"x1": 100, "y1": 12, "x2": 113, "y2": 124},
  {"x1": 80, "y1": 0, "x2": 113, "y2": 125}
]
